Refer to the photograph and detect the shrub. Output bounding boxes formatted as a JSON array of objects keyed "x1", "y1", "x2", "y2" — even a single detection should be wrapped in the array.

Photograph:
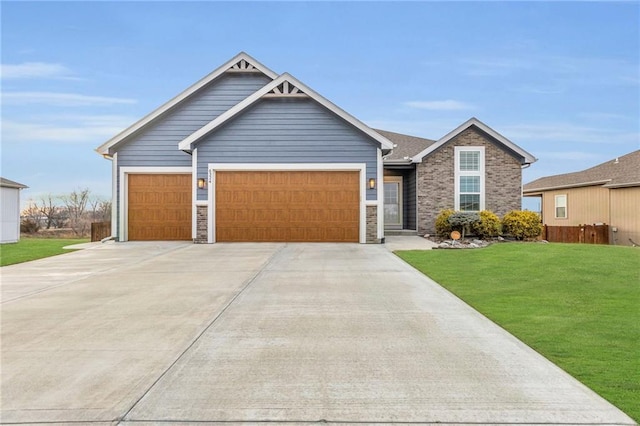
[
  {"x1": 20, "y1": 218, "x2": 41, "y2": 234},
  {"x1": 473, "y1": 210, "x2": 502, "y2": 238},
  {"x1": 502, "y1": 210, "x2": 543, "y2": 240},
  {"x1": 448, "y1": 211, "x2": 480, "y2": 239},
  {"x1": 435, "y1": 209, "x2": 455, "y2": 237}
]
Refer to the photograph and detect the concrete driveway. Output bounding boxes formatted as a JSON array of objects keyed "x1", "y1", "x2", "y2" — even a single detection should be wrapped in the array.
[{"x1": 1, "y1": 242, "x2": 634, "y2": 424}]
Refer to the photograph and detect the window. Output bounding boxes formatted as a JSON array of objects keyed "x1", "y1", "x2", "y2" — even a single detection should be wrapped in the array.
[
  {"x1": 555, "y1": 194, "x2": 567, "y2": 219},
  {"x1": 455, "y1": 147, "x2": 484, "y2": 211}
]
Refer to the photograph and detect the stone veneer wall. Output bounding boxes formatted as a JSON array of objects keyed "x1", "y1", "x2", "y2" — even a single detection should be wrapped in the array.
[
  {"x1": 416, "y1": 127, "x2": 522, "y2": 235},
  {"x1": 366, "y1": 205, "x2": 380, "y2": 243},
  {"x1": 195, "y1": 205, "x2": 207, "y2": 243}
]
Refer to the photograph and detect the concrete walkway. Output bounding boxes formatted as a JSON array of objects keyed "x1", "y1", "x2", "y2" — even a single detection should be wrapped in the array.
[
  {"x1": 384, "y1": 235, "x2": 438, "y2": 251},
  {"x1": 1, "y1": 242, "x2": 634, "y2": 424}
]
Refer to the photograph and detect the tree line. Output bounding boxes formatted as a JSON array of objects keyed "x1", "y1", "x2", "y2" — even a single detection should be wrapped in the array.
[{"x1": 21, "y1": 188, "x2": 111, "y2": 237}]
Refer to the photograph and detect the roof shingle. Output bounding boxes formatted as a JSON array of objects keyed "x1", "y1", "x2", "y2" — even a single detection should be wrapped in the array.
[
  {"x1": 374, "y1": 129, "x2": 435, "y2": 161},
  {"x1": 523, "y1": 150, "x2": 640, "y2": 193}
]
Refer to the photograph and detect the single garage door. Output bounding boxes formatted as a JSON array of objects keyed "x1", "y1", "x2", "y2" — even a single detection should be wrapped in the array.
[
  {"x1": 216, "y1": 171, "x2": 359, "y2": 242},
  {"x1": 127, "y1": 174, "x2": 191, "y2": 241}
]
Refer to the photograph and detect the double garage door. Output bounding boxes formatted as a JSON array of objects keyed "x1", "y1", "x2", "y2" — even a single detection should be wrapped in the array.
[{"x1": 127, "y1": 171, "x2": 360, "y2": 242}]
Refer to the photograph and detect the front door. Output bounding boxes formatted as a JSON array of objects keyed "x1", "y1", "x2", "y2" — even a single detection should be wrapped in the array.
[{"x1": 384, "y1": 177, "x2": 403, "y2": 229}]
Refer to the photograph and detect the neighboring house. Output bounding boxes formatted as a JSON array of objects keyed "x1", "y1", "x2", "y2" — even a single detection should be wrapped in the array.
[
  {"x1": 523, "y1": 150, "x2": 640, "y2": 246},
  {"x1": 1, "y1": 178, "x2": 28, "y2": 244},
  {"x1": 96, "y1": 52, "x2": 536, "y2": 243}
]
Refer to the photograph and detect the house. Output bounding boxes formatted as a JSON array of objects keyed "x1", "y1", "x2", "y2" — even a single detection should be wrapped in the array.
[
  {"x1": 379, "y1": 119, "x2": 536, "y2": 235},
  {"x1": 523, "y1": 150, "x2": 640, "y2": 246},
  {"x1": 96, "y1": 52, "x2": 536, "y2": 243},
  {"x1": 1, "y1": 177, "x2": 28, "y2": 244}
]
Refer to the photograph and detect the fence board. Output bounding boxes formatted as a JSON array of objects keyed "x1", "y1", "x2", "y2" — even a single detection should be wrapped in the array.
[
  {"x1": 91, "y1": 222, "x2": 111, "y2": 242},
  {"x1": 544, "y1": 224, "x2": 609, "y2": 244}
]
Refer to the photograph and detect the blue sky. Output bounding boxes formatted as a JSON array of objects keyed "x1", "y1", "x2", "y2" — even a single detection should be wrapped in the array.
[{"x1": 2, "y1": 1, "x2": 639, "y2": 209}]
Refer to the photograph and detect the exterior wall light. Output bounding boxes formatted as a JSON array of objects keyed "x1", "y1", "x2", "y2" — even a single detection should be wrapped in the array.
[
  {"x1": 197, "y1": 178, "x2": 206, "y2": 189},
  {"x1": 368, "y1": 178, "x2": 376, "y2": 190}
]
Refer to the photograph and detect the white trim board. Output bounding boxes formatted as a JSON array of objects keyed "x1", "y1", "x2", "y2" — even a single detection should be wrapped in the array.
[
  {"x1": 96, "y1": 52, "x2": 278, "y2": 156},
  {"x1": 191, "y1": 148, "x2": 198, "y2": 239},
  {"x1": 207, "y1": 163, "x2": 368, "y2": 244},
  {"x1": 412, "y1": 117, "x2": 537, "y2": 165},
  {"x1": 454, "y1": 146, "x2": 485, "y2": 211},
  {"x1": 111, "y1": 152, "x2": 118, "y2": 239},
  {"x1": 118, "y1": 166, "x2": 192, "y2": 242}
]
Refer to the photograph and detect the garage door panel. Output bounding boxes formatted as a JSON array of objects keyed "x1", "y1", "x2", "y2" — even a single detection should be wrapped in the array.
[
  {"x1": 128, "y1": 173, "x2": 191, "y2": 241},
  {"x1": 216, "y1": 170, "x2": 359, "y2": 242}
]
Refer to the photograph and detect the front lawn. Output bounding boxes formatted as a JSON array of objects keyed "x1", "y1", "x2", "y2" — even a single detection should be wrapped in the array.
[
  {"x1": 397, "y1": 243, "x2": 639, "y2": 422},
  {"x1": 0, "y1": 237, "x2": 89, "y2": 266}
]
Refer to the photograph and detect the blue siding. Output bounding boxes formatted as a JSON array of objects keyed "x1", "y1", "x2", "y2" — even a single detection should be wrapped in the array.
[
  {"x1": 115, "y1": 73, "x2": 272, "y2": 166},
  {"x1": 196, "y1": 98, "x2": 380, "y2": 201},
  {"x1": 113, "y1": 72, "x2": 272, "y2": 238}
]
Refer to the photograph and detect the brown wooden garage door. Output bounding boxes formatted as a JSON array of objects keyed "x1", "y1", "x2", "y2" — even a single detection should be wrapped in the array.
[
  {"x1": 216, "y1": 171, "x2": 359, "y2": 242},
  {"x1": 127, "y1": 174, "x2": 191, "y2": 241}
]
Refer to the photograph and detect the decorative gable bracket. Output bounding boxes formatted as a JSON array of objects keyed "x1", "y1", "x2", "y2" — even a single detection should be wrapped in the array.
[
  {"x1": 264, "y1": 80, "x2": 308, "y2": 98},
  {"x1": 226, "y1": 58, "x2": 262, "y2": 73}
]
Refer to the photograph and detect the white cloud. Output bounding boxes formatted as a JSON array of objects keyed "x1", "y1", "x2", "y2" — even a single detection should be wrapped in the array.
[
  {"x1": 460, "y1": 58, "x2": 531, "y2": 77},
  {"x1": 535, "y1": 151, "x2": 606, "y2": 161},
  {"x1": 2, "y1": 92, "x2": 137, "y2": 106},
  {"x1": 460, "y1": 55, "x2": 639, "y2": 87},
  {"x1": 1, "y1": 115, "x2": 135, "y2": 144},
  {"x1": 365, "y1": 118, "x2": 463, "y2": 139},
  {"x1": 1, "y1": 62, "x2": 74, "y2": 79},
  {"x1": 405, "y1": 100, "x2": 475, "y2": 111},
  {"x1": 500, "y1": 123, "x2": 639, "y2": 145}
]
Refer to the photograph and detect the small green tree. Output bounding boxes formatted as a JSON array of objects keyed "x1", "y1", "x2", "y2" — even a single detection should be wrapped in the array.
[
  {"x1": 502, "y1": 210, "x2": 543, "y2": 240},
  {"x1": 448, "y1": 211, "x2": 480, "y2": 239}
]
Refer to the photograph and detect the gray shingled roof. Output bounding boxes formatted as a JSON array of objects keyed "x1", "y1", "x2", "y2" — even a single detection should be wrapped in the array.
[
  {"x1": 0, "y1": 177, "x2": 28, "y2": 189},
  {"x1": 523, "y1": 150, "x2": 640, "y2": 193},
  {"x1": 374, "y1": 129, "x2": 435, "y2": 161}
]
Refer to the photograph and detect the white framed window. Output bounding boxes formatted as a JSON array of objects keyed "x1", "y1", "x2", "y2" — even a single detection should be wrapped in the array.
[
  {"x1": 555, "y1": 194, "x2": 567, "y2": 219},
  {"x1": 455, "y1": 146, "x2": 485, "y2": 211}
]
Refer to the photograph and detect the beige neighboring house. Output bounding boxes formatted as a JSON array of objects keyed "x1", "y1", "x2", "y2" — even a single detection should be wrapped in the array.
[
  {"x1": 1, "y1": 177, "x2": 28, "y2": 244},
  {"x1": 523, "y1": 150, "x2": 640, "y2": 246}
]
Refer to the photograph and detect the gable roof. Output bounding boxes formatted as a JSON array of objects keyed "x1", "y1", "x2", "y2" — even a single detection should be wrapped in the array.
[
  {"x1": 178, "y1": 73, "x2": 395, "y2": 153},
  {"x1": 411, "y1": 117, "x2": 537, "y2": 165},
  {"x1": 0, "y1": 177, "x2": 28, "y2": 189},
  {"x1": 96, "y1": 52, "x2": 278, "y2": 156},
  {"x1": 375, "y1": 129, "x2": 436, "y2": 162},
  {"x1": 523, "y1": 150, "x2": 640, "y2": 193}
]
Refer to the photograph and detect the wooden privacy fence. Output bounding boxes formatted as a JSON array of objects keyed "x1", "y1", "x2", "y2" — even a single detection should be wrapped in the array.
[
  {"x1": 91, "y1": 222, "x2": 111, "y2": 242},
  {"x1": 543, "y1": 224, "x2": 609, "y2": 245}
]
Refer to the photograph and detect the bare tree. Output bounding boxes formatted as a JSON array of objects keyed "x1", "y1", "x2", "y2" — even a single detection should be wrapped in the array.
[
  {"x1": 89, "y1": 197, "x2": 112, "y2": 222},
  {"x1": 38, "y1": 194, "x2": 63, "y2": 229},
  {"x1": 60, "y1": 188, "x2": 91, "y2": 236}
]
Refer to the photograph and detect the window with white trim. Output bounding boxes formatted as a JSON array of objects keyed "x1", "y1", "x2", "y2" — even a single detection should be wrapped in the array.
[
  {"x1": 555, "y1": 194, "x2": 567, "y2": 219},
  {"x1": 455, "y1": 147, "x2": 484, "y2": 211}
]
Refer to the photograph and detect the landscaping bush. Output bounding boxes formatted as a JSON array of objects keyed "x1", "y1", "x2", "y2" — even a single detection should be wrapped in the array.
[
  {"x1": 448, "y1": 211, "x2": 480, "y2": 239},
  {"x1": 502, "y1": 210, "x2": 543, "y2": 240},
  {"x1": 473, "y1": 210, "x2": 502, "y2": 238},
  {"x1": 20, "y1": 218, "x2": 41, "y2": 234},
  {"x1": 435, "y1": 209, "x2": 455, "y2": 237}
]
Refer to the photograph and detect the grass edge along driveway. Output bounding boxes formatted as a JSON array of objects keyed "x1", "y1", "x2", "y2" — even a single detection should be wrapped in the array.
[
  {"x1": 0, "y1": 238, "x2": 89, "y2": 267},
  {"x1": 397, "y1": 243, "x2": 639, "y2": 422}
]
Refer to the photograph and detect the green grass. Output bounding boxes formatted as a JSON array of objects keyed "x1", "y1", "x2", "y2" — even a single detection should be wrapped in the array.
[
  {"x1": 397, "y1": 243, "x2": 640, "y2": 422},
  {"x1": 0, "y1": 237, "x2": 89, "y2": 266}
]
